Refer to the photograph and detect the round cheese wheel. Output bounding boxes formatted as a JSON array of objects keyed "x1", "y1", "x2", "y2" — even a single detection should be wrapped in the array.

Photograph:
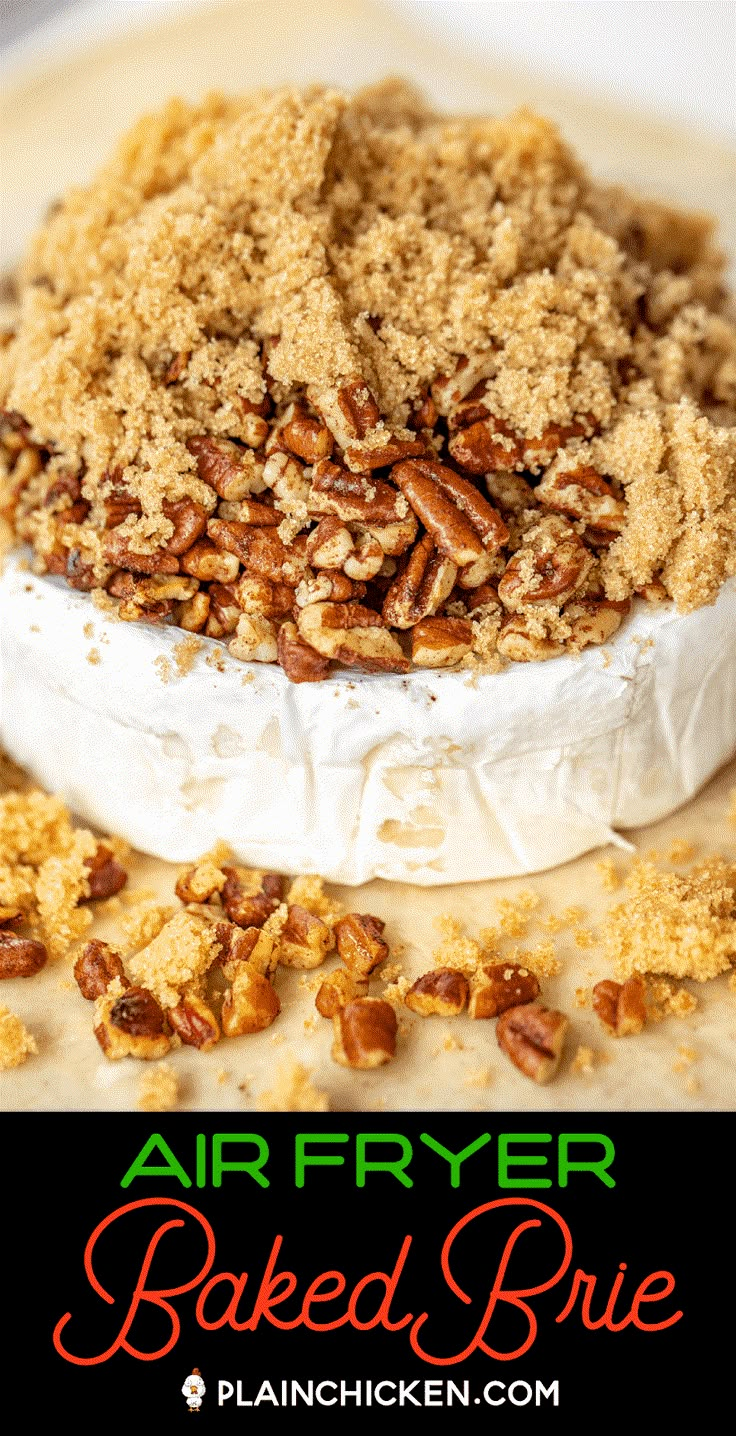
[{"x1": 2, "y1": 555, "x2": 735, "y2": 884}]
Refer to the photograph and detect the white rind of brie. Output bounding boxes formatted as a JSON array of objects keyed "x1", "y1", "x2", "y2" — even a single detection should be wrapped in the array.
[{"x1": 2, "y1": 554, "x2": 735, "y2": 884}]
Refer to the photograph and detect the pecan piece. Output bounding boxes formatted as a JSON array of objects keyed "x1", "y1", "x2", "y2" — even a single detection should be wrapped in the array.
[
  {"x1": 179, "y1": 591, "x2": 210, "y2": 632},
  {"x1": 332, "y1": 998, "x2": 397, "y2": 1069},
  {"x1": 205, "y1": 582, "x2": 242, "y2": 637},
  {"x1": 496, "y1": 615, "x2": 566, "y2": 663},
  {"x1": 208, "y1": 521, "x2": 307, "y2": 586},
  {"x1": 85, "y1": 844, "x2": 128, "y2": 901},
  {"x1": 431, "y1": 355, "x2": 497, "y2": 415},
  {"x1": 309, "y1": 459, "x2": 409, "y2": 526},
  {"x1": 95, "y1": 985, "x2": 170, "y2": 1060},
  {"x1": 0, "y1": 931, "x2": 48, "y2": 979},
  {"x1": 187, "y1": 436, "x2": 266, "y2": 500},
  {"x1": 496, "y1": 1003, "x2": 568, "y2": 1083},
  {"x1": 405, "y1": 967, "x2": 469, "y2": 1016},
  {"x1": 270, "y1": 402, "x2": 333, "y2": 464},
  {"x1": 236, "y1": 573, "x2": 295, "y2": 620},
  {"x1": 334, "y1": 913, "x2": 388, "y2": 976},
  {"x1": 175, "y1": 861, "x2": 226, "y2": 904},
  {"x1": 279, "y1": 905, "x2": 335, "y2": 969},
  {"x1": 103, "y1": 529, "x2": 180, "y2": 575},
  {"x1": 315, "y1": 968, "x2": 369, "y2": 1018},
  {"x1": 221, "y1": 966, "x2": 280, "y2": 1036},
  {"x1": 563, "y1": 597, "x2": 631, "y2": 649},
  {"x1": 222, "y1": 870, "x2": 283, "y2": 930},
  {"x1": 306, "y1": 518, "x2": 355, "y2": 570},
  {"x1": 382, "y1": 534, "x2": 457, "y2": 629},
  {"x1": 163, "y1": 498, "x2": 208, "y2": 555},
  {"x1": 297, "y1": 602, "x2": 409, "y2": 674},
  {"x1": 469, "y1": 963, "x2": 540, "y2": 1019},
  {"x1": 536, "y1": 465, "x2": 625, "y2": 532},
  {"x1": 168, "y1": 993, "x2": 220, "y2": 1050},
  {"x1": 308, "y1": 377, "x2": 381, "y2": 450},
  {"x1": 410, "y1": 616, "x2": 473, "y2": 668},
  {"x1": 277, "y1": 621, "x2": 330, "y2": 683},
  {"x1": 393, "y1": 458, "x2": 508, "y2": 566},
  {"x1": 74, "y1": 940, "x2": 128, "y2": 1000},
  {"x1": 215, "y1": 923, "x2": 278, "y2": 981},
  {"x1": 448, "y1": 416, "x2": 522, "y2": 473},
  {"x1": 295, "y1": 571, "x2": 366, "y2": 607},
  {"x1": 345, "y1": 435, "x2": 428, "y2": 472},
  {"x1": 228, "y1": 613, "x2": 278, "y2": 663},
  {"x1": 498, "y1": 518, "x2": 593, "y2": 609},
  {"x1": 592, "y1": 976, "x2": 647, "y2": 1036}
]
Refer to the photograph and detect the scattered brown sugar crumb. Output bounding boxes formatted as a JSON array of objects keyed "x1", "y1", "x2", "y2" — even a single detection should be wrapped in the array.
[
  {"x1": 604, "y1": 857, "x2": 736, "y2": 981},
  {"x1": 571, "y1": 1044, "x2": 597, "y2": 1075},
  {"x1": 672, "y1": 1045, "x2": 698, "y2": 1073},
  {"x1": 3, "y1": 83, "x2": 734, "y2": 682},
  {"x1": 508, "y1": 941, "x2": 561, "y2": 978},
  {"x1": 573, "y1": 928, "x2": 596, "y2": 949},
  {"x1": 574, "y1": 987, "x2": 590, "y2": 1008},
  {"x1": 206, "y1": 650, "x2": 226, "y2": 673},
  {"x1": 0, "y1": 1004, "x2": 38, "y2": 1068},
  {"x1": 258, "y1": 1059, "x2": 329, "y2": 1112},
  {"x1": 120, "y1": 901, "x2": 176, "y2": 951},
  {"x1": 595, "y1": 858, "x2": 622, "y2": 892},
  {"x1": 286, "y1": 874, "x2": 341, "y2": 924},
  {"x1": 668, "y1": 839, "x2": 696, "y2": 863},
  {"x1": 83, "y1": 621, "x2": 94, "y2": 639},
  {"x1": 649, "y1": 979, "x2": 699, "y2": 1019},
  {"x1": 0, "y1": 788, "x2": 107, "y2": 956},
  {"x1": 127, "y1": 910, "x2": 220, "y2": 1007},
  {"x1": 562, "y1": 906, "x2": 586, "y2": 927},
  {"x1": 432, "y1": 915, "x2": 486, "y2": 974},
  {"x1": 153, "y1": 654, "x2": 172, "y2": 684},
  {"x1": 86, "y1": 647, "x2": 101, "y2": 665},
  {"x1": 172, "y1": 634, "x2": 202, "y2": 677},
  {"x1": 382, "y1": 975, "x2": 411, "y2": 1006},
  {"x1": 463, "y1": 1065, "x2": 493, "y2": 1089},
  {"x1": 137, "y1": 1062, "x2": 179, "y2": 1112},
  {"x1": 540, "y1": 913, "x2": 565, "y2": 934}
]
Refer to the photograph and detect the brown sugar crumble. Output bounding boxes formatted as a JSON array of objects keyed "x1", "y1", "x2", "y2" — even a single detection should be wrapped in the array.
[
  {"x1": 604, "y1": 857, "x2": 736, "y2": 981},
  {"x1": 1, "y1": 82, "x2": 734, "y2": 683},
  {"x1": 0, "y1": 1004, "x2": 38, "y2": 1068}
]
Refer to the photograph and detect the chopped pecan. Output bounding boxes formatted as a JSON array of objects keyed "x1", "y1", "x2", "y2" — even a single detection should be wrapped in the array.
[
  {"x1": 409, "y1": 391, "x2": 439, "y2": 431},
  {"x1": 405, "y1": 967, "x2": 469, "y2": 1016},
  {"x1": 496, "y1": 1003, "x2": 568, "y2": 1083},
  {"x1": 431, "y1": 355, "x2": 497, "y2": 415},
  {"x1": 168, "y1": 992, "x2": 220, "y2": 1050},
  {"x1": 65, "y1": 548, "x2": 97, "y2": 591},
  {"x1": 484, "y1": 470, "x2": 536, "y2": 514},
  {"x1": 469, "y1": 963, "x2": 540, "y2": 1019},
  {"x1": 536, "y1": 466, "x2": 625, "y2": 532},
  {"x1": 179, "y1": 591, "x2": 210, "y2": 632},
  {"x1": 205, "y1": 581, "x2": 242, "y2": 637},
  {"x1": 496, "y1": 615, "x2": 566, "y2": 662},
  {"x1": 393, "y1": 458, "x2": 508, "y2": 566},
  {"x1": 592, "y1": 976, "x2": 647, "y2": 1036},
  {"x1": 295, "y1": 603, "x2": 407, "y2": 674},
  {"x1": 309, "y1": 458, "x2": 409, "y2": 526},
  {"x1": 315, "y1": 968, "x2": 369, "y2": 1018},
  {"x1": 498, "y1": 518, "x2": 593, "y2": 609},
  {"x1": 0, "y1": 908, "x2": 23, "y2": 928},
  {"x1": 345, "y1": 435, "x2": 427, "y2": 472},
  {"x1": 277, "y1": 621, "x2": 330, "y2": 683},
  {"x1": 175, "y1": 861, "x2": 226, "y2": 904},
  {"x1": 221, "y1": 966, "x2": 280, "y2": 1036},
  {"x1": 448, "y1": 416, "x2": 522, "y2": 473},
  {"x1": 164, "y1": 350, "x2": 189, "y2": 384},
  {"x1": 563, "y1": 596, "x2": 630, "y2": 648},
  {"x1": 104, "y1": 492, "x2": 141, "y2": 529},
  {"x1": 74, "y1": 940, "x2": 128, "y2": 999},
  {"x1": 306, "y1": 518, "x2": 355, "y2": 570},
  {"x1": 163, "y1": 498, "x2": 208, "y2": 555},
  {"x1": 270, "y1": 402, "x2": 333, "y2": 464},
  {"x1": 215, "y1": 922, "x2": 278, "y2": 981},
  {"x1": 297, "y1": 602, "x2": 409, "y2": 673},
  {"x1": 85, "y1": 845, "x2": 128, "y2": 901},
  {"x1": 410, "y1": 616, "x2": 473, "y2": 667},
  {"x1": 236, "y1": 573, "x2": 295, "y2": 620},
  {"x1": 295, "y1": 571, "x2": 365, "y2": 607},
  {"x1": 334, "y1": 913, "x2": 388, "y2": 976},
  {"x1": 343, "y1": 531, "x2": 384, "y2": 580},
  {"x1": 228, "y1": 613, "x2": 278, "y2": 663},
  {"x1": 103, "y1": 529, "x2": 179, "y2": 575},
  {"x1": 222, "y1": 870, "x2": 283, "y2": 930},
  {"x1": 208, "y1": 521, "x2": 307, "y2": 586},
  {"x1": 308, "y1": 377, "x2": 381, "y2": 450},
  {"x1": 361, "y1": 513, "x2": 418, "y2": 557},
  {"x1": 0, "y1": 931, "x2": 48, "y2": 979},
  {"x1": 332, "y1": 998, "x2": 397, "y2": 1069},
  {"x1": 187, "y1": 436, "x2": 266, "y2": 500},
  {"x1": 279, "y1": 905, "x2": 335, "y2": 969},
  {"x1": 382, "y1": 534, "x2": 457, "y2": 628},
  {"x1": 95, "y1": 985, "x2": 171, "y2": 1060}
]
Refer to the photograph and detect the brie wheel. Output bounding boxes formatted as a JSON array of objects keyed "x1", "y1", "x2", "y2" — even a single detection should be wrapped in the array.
[{"x1": 2, "y1": 555, "x2": 735, "y2": 884}]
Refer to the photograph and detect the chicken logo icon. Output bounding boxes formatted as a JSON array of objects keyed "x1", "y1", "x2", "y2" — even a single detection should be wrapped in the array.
[{"x1": 182, "y1": 1368, "x2": 206, "y2": 1412}]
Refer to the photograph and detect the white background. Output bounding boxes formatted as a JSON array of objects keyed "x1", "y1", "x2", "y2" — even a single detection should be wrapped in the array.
[{"x1": 2, "y1": 0, "x2": 735, "y2": 141}]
